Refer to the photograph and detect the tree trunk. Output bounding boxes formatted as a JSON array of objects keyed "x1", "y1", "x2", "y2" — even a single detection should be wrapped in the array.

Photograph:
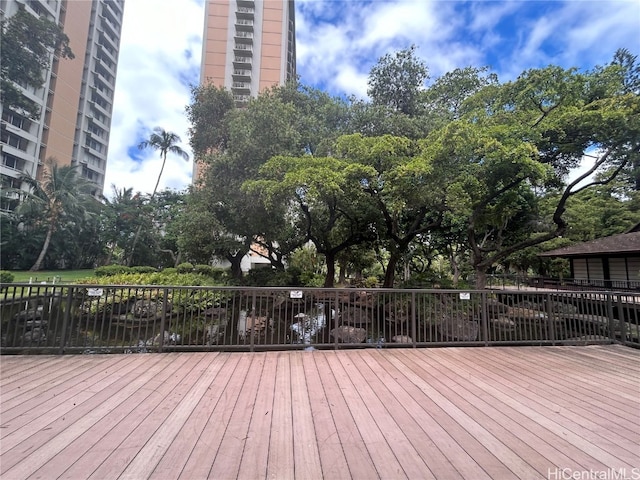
[
  {"x1": 228, "y1": 254, "x2": 243, "y2": 279},
  {"x1": 30, "y1": 222, "x2": 55, "y2": 271},
  {"x1": 324, "y1": 252, "x2": 336, "y2": 288},
  {"x1": 382, "y1": 252, "x2": 400, "y2": 288},
  {"x1": 338, "y1": 257, "x2": 347, "y2": 284},
  {"x1": 474, "y1": 268, "x2": 488, "y2": 290}
]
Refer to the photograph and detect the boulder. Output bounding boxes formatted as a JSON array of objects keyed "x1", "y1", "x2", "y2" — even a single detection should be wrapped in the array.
[
  {"x1": 383, "y1": 303, "x2": 410, "y2": 325},
  {"x1": 330, "y1": 326, "x2": 367, "y2": 343},
  {"x1": 131, "y1": 299, "x2": 170, "y2": 319},
  {"x1": 438, "y1": 316, "x2": 479, "y2": 341},
  {"x1": 340, "y1": 307, "x2": 371, "y2": 326},
  {"x1": 391, "y1": 335, "x2": 413, "y2": 343}
]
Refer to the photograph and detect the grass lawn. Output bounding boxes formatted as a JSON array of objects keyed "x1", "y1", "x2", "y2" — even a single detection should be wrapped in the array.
[{"x1": 7, "y1": 269, "x2": 95, "y2": 284}]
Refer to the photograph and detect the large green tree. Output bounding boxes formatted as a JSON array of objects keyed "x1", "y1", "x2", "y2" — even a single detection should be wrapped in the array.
[
  {"x1": 17, "y1": 159, "x2": 95, "y2": 271},
  {"x1": 428, "y1": 60, "x2": 640, "y2": 288},
  {"x1": 1, "y1": 5, "x2": 74, "y2": 118},
  {"x1": 247, "y1": 155, "x2": 378, "y2": 287},
  {"x1": 128, "y1": 127, "x2": 189, "y2": 265}
]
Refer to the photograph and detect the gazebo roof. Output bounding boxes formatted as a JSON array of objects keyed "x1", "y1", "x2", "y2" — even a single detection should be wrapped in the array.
[{"x1": 539, "y1": 230, "x2": 640, "y2": 258}]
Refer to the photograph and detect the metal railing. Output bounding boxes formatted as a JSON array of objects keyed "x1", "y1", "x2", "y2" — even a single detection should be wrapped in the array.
[
  {"x1": 1, "y1": 284, "x2": 638, "y2": 354},
  {"x1": 484, "y1": 274, "x2": 640, "y2": 291}
]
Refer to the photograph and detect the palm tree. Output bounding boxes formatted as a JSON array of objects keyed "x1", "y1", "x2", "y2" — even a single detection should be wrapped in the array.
[
  {"x1": 127, "y1": 127, "x2": 189, "y2": 265},
  {"x1": 18, "y1": 158, "x2": 94, "y2": 271},
  {"x1": 138, "y1": 127, "x2": 189, "y2": 199}
]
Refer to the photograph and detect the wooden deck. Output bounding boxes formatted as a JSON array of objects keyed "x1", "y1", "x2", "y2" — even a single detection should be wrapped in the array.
[{"x1": 1, "y1": 345, "x2": 638, "y2": 480}]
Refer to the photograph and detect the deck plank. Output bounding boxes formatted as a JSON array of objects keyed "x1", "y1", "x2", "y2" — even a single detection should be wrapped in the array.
[
  {"x1": 176, "y1": 353, "x2": 253, "y2": 480},
  {"x1": 290, "y1": 352, "x2": 324, "y2": 480},
  {"x1": 300, "y1": 352, "x2": 351, "y2": 480},
  {"x1": 439, "y1": 348, "x2": 638, "y2": 470},
  {"x1": 0, "y1": 345, "x2": 637, "y2": 480},
  {"x1": 86, "y1": 353, "x2": 219, "y2": 480},
  {"x1": 27, "y1": 354, "x2": 194, "y2": 480},
  {"x1": 147, "y1": 353, "x2": 241, "y2": 479},
  {"x1": 266, "y1": 352, "x2": 295, "y2": 480},
  {"x1": 312, "y1": 352, "x2": 378, "y2": 479},
  {"x1": 3, "y1": 353, "x2": 175, "y2": 479},
  {"x1": 460, "y1": 348, "x2": 640, "y2": 451},
  {"x1": 236, "y1": 351, "x2": 279, "y2": 480}
]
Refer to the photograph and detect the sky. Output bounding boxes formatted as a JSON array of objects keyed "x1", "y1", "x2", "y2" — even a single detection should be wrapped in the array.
[{"x1": 104, "y1": 0, "x2": 640, "y2": 198}]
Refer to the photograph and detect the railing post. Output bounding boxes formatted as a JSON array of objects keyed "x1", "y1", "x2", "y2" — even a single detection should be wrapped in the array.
[
  {"x1": 606, "y1": 293, "x2": 616, "y2": 344},
  {"x1": 334, "y1": 290, "x2": 339, "y2": 350},
  {"x1": 158, "y1": 287, "x2": 169, "y2": 353},
  {"x1": 481, "y1": 291, "x2": 489, "y2": 346},
  {"x1": 546, "y1": 293, "x2": 555, "y2": 346},
  {"x1": 250, "y1": 290, "x2": 256, "y2": 352},
  {"x1": 411, "y1": 292, "x2": 416, "y2": 348},
  {"x1": 58, "y1": 286, "x2": 75, "y2": 355}
]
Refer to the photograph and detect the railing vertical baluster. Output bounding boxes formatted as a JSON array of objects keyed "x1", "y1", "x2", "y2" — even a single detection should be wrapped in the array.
[
  {"x1": 158, "y1": 287, "x2": 168, "y2": 353},
  {"x1": 411, "y1": 292, "x2": 416, "y2": 348},
  {"x1": 250, "y1": 290, "x2": 256, "y2": 352},
  {"x1": 334, "y1": 290, "x2": 339, "y2": 350},
  {"x1": 481, "y1": 291, "x2": 488, "y2": 346},
  {"x1": 546, "y1": 293, "x2": 555, "y2": 346},
  {"x1": 606, "y1": 293, "x2": 615, "y2": 344},
  {"x1": 58, "y1": 286, "x2": 75, "y2": 354}
]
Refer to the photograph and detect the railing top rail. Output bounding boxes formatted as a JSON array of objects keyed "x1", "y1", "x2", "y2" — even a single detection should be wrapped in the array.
[{"x1": 2, "y1": 282, "x2": 638, "y2": 297}]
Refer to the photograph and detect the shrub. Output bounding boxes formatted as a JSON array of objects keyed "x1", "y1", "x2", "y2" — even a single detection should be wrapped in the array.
[
  {"x1": 241, "y1": 268, "x2": 298, "y2": 287},
  {"x1": 0, "y1": 270, "x2": 15, "y2": 283},
  {"x1": 94, "y1": 265, "x2": 131, "y2": 277},
  {"x1": 363, "y1": 276, "x2": 380, "y2": 288},
  {"x1": 176, "y1": 262, "x2": 194, "y2": 274},
  {"x1": 161, "y1": 267, "x2": 177, "y2": 275},
  {"x1": 130, "y1": 266, "x2": 158, "y2": 274},
  {"x1": 194, "y1": 264, "x2": 213, "y2": 276}
]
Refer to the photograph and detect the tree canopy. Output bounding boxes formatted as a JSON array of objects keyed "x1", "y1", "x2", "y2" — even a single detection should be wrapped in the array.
[{"x1": 1, "y1": 5, "x2": 74, "y2": 118}]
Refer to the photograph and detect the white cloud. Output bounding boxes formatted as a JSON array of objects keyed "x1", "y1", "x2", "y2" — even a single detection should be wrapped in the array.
[
  {"x1": 105, "y1": 0, "x2": 203, "y2": 198},
  {"x1": 106, "y1": 0, "x2": 640, "y2": 198}
]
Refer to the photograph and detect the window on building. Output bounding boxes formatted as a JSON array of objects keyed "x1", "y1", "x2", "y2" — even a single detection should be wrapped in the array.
[
  {"x1": 1, "y1": 131, "x2": 25, "y2": 151},
  {"x1": 85, "y1": 136, "x2": 104, "y2": 153},
  {"x1": 2, "y1": 152, "x2": 23, "y2": 171},
  {"x1": 2, "y1": 111, "x2": 31, "y2": 131}
]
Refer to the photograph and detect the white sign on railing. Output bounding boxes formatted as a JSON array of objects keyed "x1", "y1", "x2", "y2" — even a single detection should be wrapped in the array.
[{"x1": 289, "y1": 290, "x2": 303, "y2": 299}]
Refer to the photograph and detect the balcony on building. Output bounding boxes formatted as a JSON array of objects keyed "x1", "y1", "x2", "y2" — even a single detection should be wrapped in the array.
[
  {"x1": 234, "y1": 30, "x2": 254, "y2": 44},
  {"x1": 233, "y1": 56, "x2": 253, "y2": 67},
  {"x1": 236, "y1": 6, "x2": 254, "y2": 18},
  {"x1": 231, "y1": 81, "x2": 251, "y2": 94},
  {"x1": 232, "y1": 68, "x2": 252, "y2": 81},
  {"x1": 233, "y1": 43, "x2": 253, "y2": 56},
  {"x1": 235, "y1": 18, "x2": 254, "y2": 31},
  {"x1": 233, "y1": 94, "x2": 251, "y2": 104}
]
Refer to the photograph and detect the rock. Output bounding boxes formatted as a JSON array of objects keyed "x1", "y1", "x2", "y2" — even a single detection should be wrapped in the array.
[
  {"x1": 486, "y1": 299, "x2": 509, "y2": 315},
  {"x1": 391, "y1": 335, "x2": 413, "y2": 343},
  {"x1": 506, "y1": 306, "x2": 548, "y2": 321},
  {"x1": 383, "y1": 303, "x2": 409, "y2": 325},
  {"x1": 147, "y1": 331, "x2": 181, "y2": 346},
  {"x1": 490, "y1": 316, "x2": 517, "y2": 330},
  {"x1": 340, "y1": 307, "x2": 371, "y2": 326},
  {"x1": 438, "y1": 317, "x2": 479, "y2": 341},
  {"x1": 21, "y1": 327, "x2": 46, "y2": 344},
  {"x1": 14, "y1": 307, "x2": 43, "y2": 322},
  {"x1": 330, "y1": 326, "x2": 367, "y2": 343},
  {"x1": 548, "y1": 301, "x2": 578, "y2": 314},
  {"x1": 131, "y1": 299, "x2": 169, "y2": 319},
  {"x1": 203, "y1": 307, "x2": 227, "y2": 318},
  {"x1": 237, "y1": 310, "x2": 270, "y2": 339}
]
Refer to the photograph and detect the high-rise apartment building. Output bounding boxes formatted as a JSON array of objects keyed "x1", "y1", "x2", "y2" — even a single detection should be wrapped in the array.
[
  {"x1": 201, "y1": 0, "x2": 296, "y2": 103},
  {"x1": 1, "y1": 0, "x2": 124, "y2": 204}
]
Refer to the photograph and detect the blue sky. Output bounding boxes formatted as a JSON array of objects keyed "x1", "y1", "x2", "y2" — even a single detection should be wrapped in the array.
[{"x1": 104, "y1": 0, "x2": 640, "y2": 197}]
